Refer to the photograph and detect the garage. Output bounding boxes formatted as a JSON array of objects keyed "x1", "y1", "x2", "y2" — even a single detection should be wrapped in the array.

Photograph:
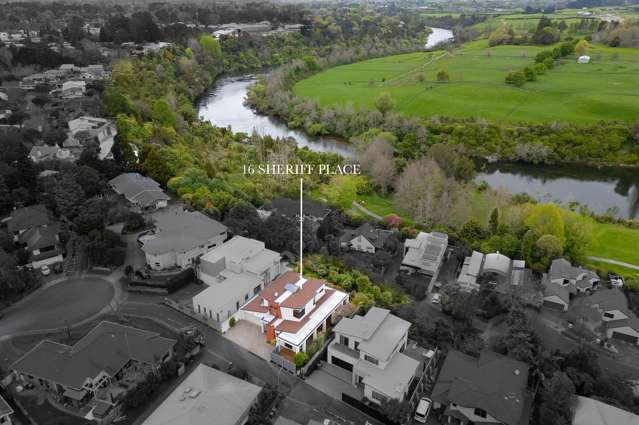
[
  {"x1": 330, "y1": 355, "x2": 353, "y2": 372},
  {"x1": 611, "y1": 331, "x2": 639, "y2": 345}
]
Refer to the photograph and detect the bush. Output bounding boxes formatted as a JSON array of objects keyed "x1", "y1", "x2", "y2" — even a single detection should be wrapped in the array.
[
  {"x1": 229, "y1": 317, "x2": 236, "y2": 327},
  {"x1": 505, "y1": 70, "x2": 526, "y2": 87},
  {"x1": 436, "y1": 70, "x2": 450, "y2": 82},
  {"x1": 294, "y1": 351, "x2": 309, "y2": 368}
]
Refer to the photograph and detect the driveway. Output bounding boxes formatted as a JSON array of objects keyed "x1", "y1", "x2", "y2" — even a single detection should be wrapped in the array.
[
  {"x1": 0, "y1": 276, "x2": 115, "y2": 339},
  {"x1": 224, "y1": 320, "x2": 274, "y2": 360}
]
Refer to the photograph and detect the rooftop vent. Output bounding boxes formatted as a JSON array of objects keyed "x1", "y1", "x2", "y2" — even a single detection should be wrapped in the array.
[{"x1": 285, "y1": 283, "x2": 299, "y2": 293}]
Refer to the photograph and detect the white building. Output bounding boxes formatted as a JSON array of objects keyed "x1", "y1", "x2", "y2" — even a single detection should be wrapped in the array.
[
  {"x1": 401, "y1": 231, "x2": 448, "y2": 277},
  {"x1": 67, "y1": 116, "x2": 117, "y2": 160},
  {"x1": 242, "y1": 271, "x2": 349, "y2": 353},
  {"x1": 193, "y1": 236, "x2": 282, "y2": 332},
  {"x1": 457, "y1": 251, "x2": 526, "y2": 292},
  {"x1": 327, "y1": 307, "x2": 421, "y2": 404},
  {"x1": 140, "y1": 207, "x2": 227, "y2": 270}
]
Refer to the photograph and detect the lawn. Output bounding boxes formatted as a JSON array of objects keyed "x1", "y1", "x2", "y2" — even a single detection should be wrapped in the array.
[
  {"x1": 586, "y1": 222, "x2": 639, "y2": 267},
  {"x1": 293, "y1": 40, "x2": 639, "y2": 123}
]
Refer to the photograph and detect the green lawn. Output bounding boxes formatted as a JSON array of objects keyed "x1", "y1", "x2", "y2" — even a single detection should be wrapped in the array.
[
  {"x1": 294, "y1": 41, "x2": 639, "y2": 123},
  {"x1": 586, "y1": 222, "x2": 639, "y2": 267}
]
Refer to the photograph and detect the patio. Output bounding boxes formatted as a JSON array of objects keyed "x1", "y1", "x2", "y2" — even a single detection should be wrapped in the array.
[{"x1": 224, "y1": 320, "x2": 274, "y2": 360}]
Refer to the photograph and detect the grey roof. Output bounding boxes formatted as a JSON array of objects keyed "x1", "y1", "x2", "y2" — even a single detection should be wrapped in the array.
[
  {"x1": 354, "y1": 352, "x2": 419, "y2": 400},
  {"x1": 584, "y1": 289, "x2": 639, "y2": 331},
  {"x1": 402, "y1": 232, "x2": 448, "y2": 273},
  {"x1": 543, "y1": 277, "x2": 571, "y2": 306},
  {"x1": 483, "y1": 252, "x2": 512, "y2": 276},
  {"x1": 340, "y1": 223, "x2": 391, "y2": 249},
  {"x1": 266, "y1": 198, "x2": 330, "y2": 219},
  {"x1": 11, "y1": 321, "x2": 176, "y2": 389},
  {"x1": 142, "y1": 363, "x2": 261, "y2": 425},
  {"x1": 432, "y1": 350, "x2": 531, "y2": 425},
  {"x1": 573, "y1": 395, "x2": 639, "y2": 425},
  {"x1": 200, "y1": 236, "x2": 279, "y2": 273},
  {"x1": 109, "y1": 173, "x2": 169, "y2": 208},
  {"x1": 8, "y1": 205, "x2": 50, "y2": 233},
  {"x1": 550, "y1": 258, "x2": 598, "y2": 281},
  {"x1": 0, "y1": 395, "x2": 12, "y2": 418},
  {"x1": 334, "y1": 307, "x2": 411, "y2": 362},
  {"x1": 142, "y1": 207, "x2": 227, "y2": 255},
  {"x1": 19, "y1": 222, "x2": 60, "y2": 250}
]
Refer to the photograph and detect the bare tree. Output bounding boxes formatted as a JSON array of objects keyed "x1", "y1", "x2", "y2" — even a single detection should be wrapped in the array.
[{"x1": 358, "y1": 136, "x2": 396, "y2": 193}]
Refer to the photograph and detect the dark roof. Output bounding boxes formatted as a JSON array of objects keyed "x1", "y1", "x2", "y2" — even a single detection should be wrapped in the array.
[
  {"x1": 584, "y1": 289, "x2": 639, "y2": 331},
  {"x1": 432, "y1": 350, "x2": 532, "y2": 425},
  {"x1": 8, "y1": 205, "x2": 50, "y2": 233},
  {"x1": 109, "y1": 173, "x2": 169, "y2": 208},
  {"x1": 11, "y1": 321, "x2": 176, "y2": 389},
  {"x1": 267, "y1": 198, "x2": 330, "y2": 219},
  {"x1": 18, "y1": 223, "x2": 60, "y2": 250},
  {"x1": 339, "y1": 223, "x2": 392, "y2": 249},
  {"x1": 543, "y1": 277, "x2": 571, "y2": 306},
  {"x1": 0, "y1": 395, "x2": 12, "y2": 418}
]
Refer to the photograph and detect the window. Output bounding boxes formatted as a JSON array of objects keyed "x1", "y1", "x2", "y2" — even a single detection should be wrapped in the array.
[
  {"x1": 371, "y1": 391, "x2": 387, "y2": 403},
  {"x1": 245, "y1": 293, "x2": 249, "y2": 301},
  {"x1": 364, "y1": 355, "x2": 379, "y2": 365},
  {"x1": 340, "y1": 335, "x2": 350, "y2": 346},
  {"x1": 236, "y1": 301, "x2": 240, "y2": 310},
  {"x1": 474, "y1": 408, "x2": 487, "y2": 418},
  {"x1": 603, "y1": 312, "x2": 614, "y2": 319},
  {"x1": 354, "y1": 341, "x2": 360, "y2": 351},
  {"x1": 284, "y1": 343, "x2": 293, "y2": 349},
  {"x1": 293, "y1": 307, "x2": 305, "y2": 319},
  {"x1": 197, "y1": 305, "x2": 201, "y2": 313}
]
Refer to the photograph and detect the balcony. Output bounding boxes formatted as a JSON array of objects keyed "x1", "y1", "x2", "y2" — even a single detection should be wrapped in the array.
[{"x1": 329, "y1": 340, "x2": 360, "y2": 360}]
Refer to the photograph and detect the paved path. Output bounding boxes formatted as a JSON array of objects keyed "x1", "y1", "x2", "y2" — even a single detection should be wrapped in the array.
[
  {"x1": 352, "y1": 201, "x2": 383, "y2": 221},
  {"x1": 586, "y1": 256, "x2": 639, "y2": 272}
]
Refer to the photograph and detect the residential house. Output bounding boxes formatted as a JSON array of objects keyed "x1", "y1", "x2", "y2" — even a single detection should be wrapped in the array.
[
  {"x1": 431, "y1": 350, "x2": 533, "y2": 425},
  {"x1": 141, "y1": 363, "x2": 261, "y2": 425},
  {"x1": 264, "y1": 198, "x2": 330, "y2": 222},
  {"x1": 140, "y1": 207, "x2": 227, "y2": 270},
  {"x1": 193, "y1": 236, "x2": 282, "y2": 332},
  {"x1": 572, "y1": 395, "x2": 639, "y2": 425},
  {"x1": 109, "y1": 173, "x2": 170, "y2": 211},
  {"x1": 542, "y1": 259, "x2": 599, "y2": 312},
  {"x1": 67, "y1": 116, "x2": 117, "y2": 159},
  {"x1": 242, "y1": 271, "x2": 349, "y2": 354},
  {"x1": 28, "y1": 145, "x2": 73, "y2": 162},
  {"x1": 18, "y1": 222, "x2": 64, "y2": 269},
  {"x1": 327, "y1": 307, "x2": 428, "y2": 405},
  {"x1": 6, "y1": 205, "x2": 50, "y2": 241},
  {"x1": 0, "y1": 395, "x2": 13, "y2": 425},
  {"x1": 59, "y1": 80, "x2": 86, "y2": 98},
  {"x1": 20, "y1": 73, "x2": 47, "y2": 90},
  {"x1": 457, "y1": 251, "x2": 526, "y2": 292},
  {"x1": 580, "y1": 289, "x2": 639, "y2": 345},
  {"x1": 11, "y1": 322, "x2": 175, "y2": 408},
  {"x1": 401, "y1": 231, "x2": 448, "y2": 277},
  {"x1": 339, "y1": 223, "x2": 393, "y2": 254}
]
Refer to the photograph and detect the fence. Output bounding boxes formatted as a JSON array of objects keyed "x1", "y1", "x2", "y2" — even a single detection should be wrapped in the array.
[
  {"x1": 163, "y1": 298, "x2": 222, "y2": 332},
  {"x1": 341, "y1": 393, "x2": 398, "y2": 425},
  {"x1": 271, "y1": 347, "x2": 296, "y2": 374}
]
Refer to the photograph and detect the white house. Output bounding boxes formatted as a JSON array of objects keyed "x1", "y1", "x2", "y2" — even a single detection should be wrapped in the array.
[
  {"x1": 59, "y1": 80, "x2": 86, "y2": 98},
  {"x1": 140, "y1": 207, "x2": 227, "y2": 270},
  {"x1": 193, "y1": 236, "x2": 282, "y2": 332},
  {"x1": 339, "y1": 223, "x2": 393, "y2": 254},
  {"x1": 327, "y1": 307, "x2": 422, "y2": 404},
  {"x1": 67, "y1": 116, "x2": 117, "y2": 160},
  {"x1": 242, "y1": 271, "x2": 349, "y2": 354},
  {"x1": 457, "y1": 251, "x2": 526, "y2": 292}
]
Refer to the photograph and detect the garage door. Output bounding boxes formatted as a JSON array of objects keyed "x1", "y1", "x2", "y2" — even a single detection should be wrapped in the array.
[
  {"x1": 611, "y1": 331, "x2": 639, "y2": 344},
  {"x1": 543, "y1": 299, "x2": 565, "y2": 311},
  {"x1": 331, "y1": 355, "x2": 353, "y2": 372}
]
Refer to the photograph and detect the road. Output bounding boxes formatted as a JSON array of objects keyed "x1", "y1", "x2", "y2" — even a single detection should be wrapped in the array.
[{"x1": 0, "y1": 276, "x2": 115, "y2": 340}]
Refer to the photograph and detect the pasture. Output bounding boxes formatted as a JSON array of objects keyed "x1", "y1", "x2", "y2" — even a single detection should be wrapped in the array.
[{"x1": 293, "y1": 40, "x2": 639, "y2": 123}]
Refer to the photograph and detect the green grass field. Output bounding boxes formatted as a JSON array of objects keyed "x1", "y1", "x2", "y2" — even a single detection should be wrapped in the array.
[
  {"x1": 586, "y1": 222, "x2": 639, "y2": 265},
  {"x1": 294, "y1": 40, "x2": 639, "y2": 123}
]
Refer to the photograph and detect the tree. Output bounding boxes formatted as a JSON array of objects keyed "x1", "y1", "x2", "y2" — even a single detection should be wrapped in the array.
[
  {"x1": 535, "y1": 234, "x2": 564, "y2": 269},
  {"x1": 316, "y1": 211, "x2": 344, "y2": 241},
  {"x1": 436, "y1": 70, "x2": 450, "y2": 82},
  {"x1": 575, "y1": 39, "x2": 589, "y2": 56},
  {"x1": 379, "y1": 398, "x2": 413, "y2": 424},
  {"x1": 427, "y1": 143, "x2": 475, "y2": 182},
  {"x1": 374, "y1": 93, "x2": 395, "y2": 114},
  {"x1": 151, "y1": 99, "x2": 177, "y2": 127},
  {"x1": 199, "y1": 34, "x2": 222, "y2": 61},
  {"x1": 224, "y1": 202, "x2": 263, "y2": 239},
  {"x1": 294, "y1": 351, "x2": 308, "y2": 368},
  {"x1": 505, "y1": 70, "x2": 526, "y2": 87},
  {"x1": 358, "y1": 136, "x2": 396, "y2": 193},
  {"x1": 539, "y1": 372, "x2": 575, "y2": 425},
  {"x1": 523, "y1": 66, "x2": 536, "y2": 82},
  {"x1": 489, "y1": 208, "x2": 499, "y2": 234},
  {"x1": 54, "y1": 171, "x2": 85, "y2": 218}
]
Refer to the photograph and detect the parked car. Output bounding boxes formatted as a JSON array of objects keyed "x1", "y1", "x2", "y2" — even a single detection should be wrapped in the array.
[
  {"x1": 414, "y1": 397, "x2": 432, "y2": 423},
  {"x1": 40, "y1": 265, "x2": 51, "y2": 276},
  {"x1": 431, "y1": 293, "x2": 441, "y2": 304},
  {"x1": 609, "y1": 274, "x2": 624, "y2": 288}
]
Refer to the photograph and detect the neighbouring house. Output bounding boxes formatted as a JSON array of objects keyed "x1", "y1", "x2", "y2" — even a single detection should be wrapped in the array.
[
  {"x1": 109, "y1": 173, "x2": 170, "y2": 211},
  {"x1": 141, "y1": 363, "x2": 261, "y2": 425},
  {"x1": 572, "y1": 395, "x2": 639, "y2": 425},
  {"x1": 67, "y1": 116, "x2": 117, "y2": 160},
  {"x1": 11, "y1": 322, "x2": 176, "y2": 408},
  {"x1": 401, "y1": 231, "x2": 448, "y2": 277},
  {"x1": 140, "y1": 207, "x2": 227, "y2": 270},
  {"x1": 242, "y1": 271, "x2": 349, "y2": 354},
  {"x1": 59, "y1": 80, "x2": 86, "y2": 98},
  {"x1": 193, "y1": 236, "x2": 282, "y2": 332},
  {"x1": 339, "y1": 223, "x2": 393, "y2": 254},
  {"x1": 327, "y1": 307, "x2": 433, "y2": 405},
  {"x1": 457, "y1": 251, "x2": 526, "y2": 292},
  {"x1": 582, "y1": 289, "x2": 639, "y2": 345},
  {"x1": 28, "y1": 145, "x2": 73, "y2": 162},
  {"x1": 0, "y1": 395, "x2": 13, "y2": 425},
  {"x1": 431, "y1": 350, "x2": 533, "y2": 425},
  {"x1": 6, "y1": 205, "x2": 51, "y2": 241},
  {"x1": 542, "y1": 277, "x2": 571, "y2": 312},
  {"x1": 20, "y1": 73, "x2": 46, "y2": 90},
  {"x1": 263, "y1": 198, "x2": 330, "y2": 222},
  {"x1": 549, "y1": 258, "x2": 599, "y2": 294},
  {"x1": 578, "y1": 55, "x2": 591, "y2": 64},
  {"x1": 18, "y1": 222, "x2": 64, "y2": 269}
]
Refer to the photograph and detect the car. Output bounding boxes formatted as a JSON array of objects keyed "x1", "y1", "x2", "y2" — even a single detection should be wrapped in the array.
[
  {"x1": 414, "y1": 397, "x2": 432, "y2": 423},
  {"x1": 40, "y1": 265, "x2": 51, "y2": 276},
  {"x1": 431, "y1": 293, "x2": 441, "y2": 304}
]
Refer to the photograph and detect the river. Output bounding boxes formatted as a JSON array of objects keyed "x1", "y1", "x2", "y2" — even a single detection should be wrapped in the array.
[{"x1": 197, "y1": 27, "x2": 638, "y2": 219}]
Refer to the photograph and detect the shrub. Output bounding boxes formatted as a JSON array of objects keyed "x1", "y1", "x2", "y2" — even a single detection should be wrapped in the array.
[
  {"x1": 523, "y1": 66, "x2": 537, "y2": 82},
  {"x1": 505, "y1": 71, "x2": 526, "y2": 87},
  {"x1": 229, "y1": 317, "x2": 236, "y2": 327},
  {"x1": 436, "y1": 70, "x2": 450, "y2": 82},
  {"x1": 294, "y1": 351, "x2": 309, "y2": 368}
]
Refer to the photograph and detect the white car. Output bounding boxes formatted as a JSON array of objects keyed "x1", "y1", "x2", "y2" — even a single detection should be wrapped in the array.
[
  {"x1": 414, "y1": 397, "x2": 432, "y2": 423},
  {"x1": 40, "y1": 265, "x2": 51, "y2": 276},
  {"x1": 431, "y1": 293, "x2": 441, "y2": 304}
]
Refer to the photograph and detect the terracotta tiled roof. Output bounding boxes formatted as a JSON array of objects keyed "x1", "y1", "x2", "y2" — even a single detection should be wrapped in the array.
[{"x1": 275, "y1": 289, "x2": 335, "y2": 334}]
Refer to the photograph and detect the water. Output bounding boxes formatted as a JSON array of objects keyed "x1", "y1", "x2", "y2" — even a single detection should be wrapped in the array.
[
  {"x1": 477, "y1": 163, "x2": 639, "y2": 219},
  {"x1": 425, "y1": 27, "x2": 454, "y2": 49}
]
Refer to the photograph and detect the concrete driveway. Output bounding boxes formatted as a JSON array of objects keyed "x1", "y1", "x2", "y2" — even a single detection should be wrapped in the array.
[
  {"x1": 0, "y1": 276, "x2": 115, "y2": 339},
  {"x1": 224, "y1": 320, "x2": 274, "y2": 360}
]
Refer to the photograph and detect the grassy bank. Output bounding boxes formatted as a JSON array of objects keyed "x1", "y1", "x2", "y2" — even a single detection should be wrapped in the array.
[{"x1": 294, "y1": 40, "x2": 639, "y2": 123}]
